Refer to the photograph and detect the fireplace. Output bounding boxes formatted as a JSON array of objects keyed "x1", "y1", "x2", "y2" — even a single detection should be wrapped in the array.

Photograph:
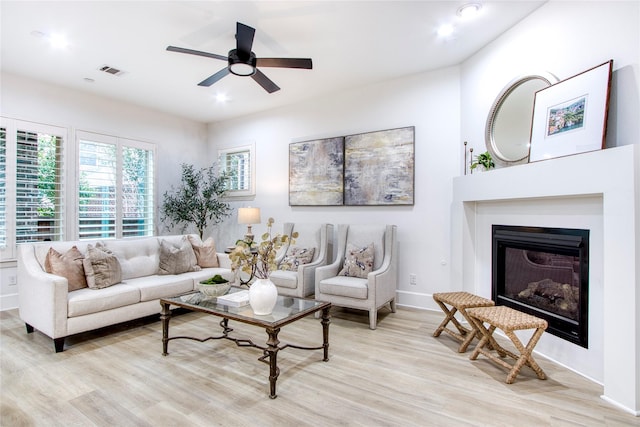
[{"x1": 492, "y1": 225, "x2": 589, "y2": 348}]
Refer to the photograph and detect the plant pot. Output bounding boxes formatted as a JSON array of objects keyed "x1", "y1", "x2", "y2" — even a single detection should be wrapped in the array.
[
  {"x1": 198, "y1": 281, "x2": 231, "y2": 298},
  {"x1": 249, "y1": 278, "x2": 278, "y2": 315}
]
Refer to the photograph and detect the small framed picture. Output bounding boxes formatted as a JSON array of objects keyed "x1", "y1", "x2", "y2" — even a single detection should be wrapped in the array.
[{"x1": 528, "y1": 60, "x2": 612, "y2": 162}]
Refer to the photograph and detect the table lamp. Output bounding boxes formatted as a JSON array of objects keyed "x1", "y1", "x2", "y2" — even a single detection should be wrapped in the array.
[{"x1": 238, "y1": 207, "x2": 261, "y2": 242}]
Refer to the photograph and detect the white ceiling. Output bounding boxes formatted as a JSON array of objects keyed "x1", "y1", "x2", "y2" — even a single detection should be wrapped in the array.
[{"x1": 0, "y1": 1, "x2": 545, "y2": 123}]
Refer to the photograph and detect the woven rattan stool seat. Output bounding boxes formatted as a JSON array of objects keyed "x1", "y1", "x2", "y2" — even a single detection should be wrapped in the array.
[
  {"x1": 432, "y1": 292, "x2": 494, "y2": 353},
  {"x1": 466, "y1": 306, "x2": 547, "y2": 331},
  {"x1": 467, "y1": 306, "x2": 548, "y2": 384}
]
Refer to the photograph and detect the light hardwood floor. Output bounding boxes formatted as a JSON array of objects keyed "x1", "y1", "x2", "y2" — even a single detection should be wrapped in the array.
[{"x1": 1, "y1": 306, "x2": 638, "y2": 427}]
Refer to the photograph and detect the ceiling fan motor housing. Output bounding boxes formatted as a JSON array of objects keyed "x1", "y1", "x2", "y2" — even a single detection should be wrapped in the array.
[{"x1": 228, "y1": 49, "x2": 256, "y2": 76}]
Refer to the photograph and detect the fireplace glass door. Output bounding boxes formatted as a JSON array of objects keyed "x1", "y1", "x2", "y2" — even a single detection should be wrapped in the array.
[{"x1": 492, "y1": 225, "x2": 589, "y2": 348}]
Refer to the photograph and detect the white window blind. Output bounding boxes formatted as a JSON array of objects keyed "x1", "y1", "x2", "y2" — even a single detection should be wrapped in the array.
[
  {"x1": 77, "y1": 132, "x2": 155, "y2": 240},
  {"x1": 122, "y1": 145, "x2": 154, "y2": 237},
  {"x1": 219, "y1": 143, "x2": 255, "y2": 199},
  {"x1": 78, "y1": 139, "x2": 117, "y2": 239},
  {"x1": 15, "y1": 130, "x2": 65, "y2": 244}
]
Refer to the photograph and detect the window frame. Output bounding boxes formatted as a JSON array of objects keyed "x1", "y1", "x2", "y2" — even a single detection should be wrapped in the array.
[
  {"x1": 76, "y1": 130, "x2": 156, "y2": 240},
  {"x1": 218, "y1": 143, "x2": 256, "y2": 200},
  {"x1": 0, "y1": 117, "x2": 70, "y2": 261}
]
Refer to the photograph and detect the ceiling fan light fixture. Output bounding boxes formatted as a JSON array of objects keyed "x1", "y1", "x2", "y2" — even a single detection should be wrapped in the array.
[{"x1": 228, "y1": 49, "x2": 256, "y2": 76}]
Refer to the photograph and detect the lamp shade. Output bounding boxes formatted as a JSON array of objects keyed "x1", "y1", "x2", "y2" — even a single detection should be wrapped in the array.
[{"x1": 238, "y1": 207, "x2": 261, "y2": 225}]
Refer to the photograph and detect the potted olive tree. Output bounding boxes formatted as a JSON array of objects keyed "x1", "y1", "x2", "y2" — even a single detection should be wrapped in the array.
[{"x1": 161, "y1": 163, "x2": 233, "y2": 238}]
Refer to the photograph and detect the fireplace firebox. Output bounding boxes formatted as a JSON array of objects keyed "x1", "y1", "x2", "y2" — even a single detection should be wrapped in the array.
[{"x1": 492, "y1": 225, "x2": 589, "y2": 348}]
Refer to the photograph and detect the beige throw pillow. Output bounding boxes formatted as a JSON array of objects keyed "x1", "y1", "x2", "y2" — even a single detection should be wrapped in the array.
[
  {"x1": 280, "y1": 246, "x2": 315, "y2": 271},
  {"x1": 83, "y1": 243, "x2": 122, "y2": 289},
  {"x1": 339, "y1": 243, "x2": 374, "y2": 279},
  {"x1": 158, "y1": 237, "x2": 201, "y2": 275},
  {"x1": 187, "y1": 235, "x2": 219, "y2": 268},
  {"x1": 44, "y1": 246, "x2": 88, "y2": 291}
]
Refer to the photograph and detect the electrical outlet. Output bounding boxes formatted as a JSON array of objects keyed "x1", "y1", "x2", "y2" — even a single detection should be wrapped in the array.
[
  {"x1": 409, "y1": 274, "x2": 417, "y2": 285},
  {"x1": 8, "y1": 275, "x2": 17, "y2": 285}
]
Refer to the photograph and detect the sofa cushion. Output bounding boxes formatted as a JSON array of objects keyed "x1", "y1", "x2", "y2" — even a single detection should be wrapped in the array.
[
  {"x1": 339, "y1": 243, "x2": 374, "y2": 279},
  {"x1": 83, "y1": 243, "x2": 122, "y2": 289},
  {"x1": 44, "y1": 246, "x2": 88, "y2": 292},
  {"x1": 279, "y1": 246, "x2": 315, "y2": 271},
  {"x1": 187, "y1": 235, "x2": 219, "y2": 268},
  {"x1": 67, "y1": 283, "x2": 140, "y2": 317},
  {"x1": 125, "y1": 275, "x2": 194, "y2": 302},
  {"x1": 319, "y1": 276, "x2": 368, "y2": 299},
  {"x1": 158, "y1": 237, "x2": 201, "y2": 275},
  {"x1": 105, "y1": 238, "x2": 160, "y2": 280}
]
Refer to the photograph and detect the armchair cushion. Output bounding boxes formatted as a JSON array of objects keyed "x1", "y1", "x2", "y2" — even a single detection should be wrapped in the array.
[
  {"x1": 280, "y1": 246, "x2": 315, "y2": 271},
  {"x1": 158, "y1": 237, "x2": 201, "y2": 275},
  {"x1": 268, "y1": 270, "x2": 297, "y2": 289},
  {"x1": 318, "y1": 276, "x2": 368, "y2": 299},
  {"x1": 339, "y1": 243, "x2": 374, "y2": 278},
  {"x1": 188, "y1": 235, "x2": 219, "y2": 268},
  {"x1": 44, "y1": 246, "x2": 88, "y2": 292},
  {"x1": 82, "y1": 243, "x2": 122, "y2": 289}
]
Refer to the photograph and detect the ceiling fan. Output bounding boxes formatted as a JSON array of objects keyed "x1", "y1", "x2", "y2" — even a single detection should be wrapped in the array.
[{"x1": 167, "y1": 22, "x2": 313, "y2": 93}]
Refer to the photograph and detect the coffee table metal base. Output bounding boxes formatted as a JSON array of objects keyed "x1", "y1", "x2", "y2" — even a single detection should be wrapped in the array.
[{"x1": 160, "y1": 302, "x2": 330, "y2": 399}]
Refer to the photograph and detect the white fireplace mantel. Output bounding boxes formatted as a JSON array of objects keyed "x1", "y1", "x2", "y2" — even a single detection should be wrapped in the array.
[{"x1": 451, "y1": 144, "x2": 639, "y2": 415}]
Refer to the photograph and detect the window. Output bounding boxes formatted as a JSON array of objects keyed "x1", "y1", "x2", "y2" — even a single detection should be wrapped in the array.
[
  {"x1": 16, "y1": 131, "x2": 64, "y2": 243},
  {"x1": 218, "y1": 143, "x2": 255, "y2": 199},
  {"x1": 0, "y1": 118, "x2": 67, "y2": 260},
  {"x1": 77, "y1": 131, "x2": 155, "y2": 239}
]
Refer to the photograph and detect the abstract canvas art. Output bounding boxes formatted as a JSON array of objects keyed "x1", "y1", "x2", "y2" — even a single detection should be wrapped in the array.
[
  {"x1": 289, "y1": 137, "x2": 344, "y2": 206},
  {"x1": 344, "y1": 127, "x2": 414, "y2": 205}
]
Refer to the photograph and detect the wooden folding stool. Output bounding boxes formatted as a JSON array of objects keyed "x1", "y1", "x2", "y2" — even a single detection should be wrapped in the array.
[
  {"x1": 467, "y1": 305, "x2": 548, "y2": 384},
  {"x1": 432, "y1": 291, "x2": 494, "y2": 352}
]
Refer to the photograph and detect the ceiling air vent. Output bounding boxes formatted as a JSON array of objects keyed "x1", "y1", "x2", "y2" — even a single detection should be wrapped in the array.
[{"x1": 98, "y1": 65, "x2": 124, "y2": 76}]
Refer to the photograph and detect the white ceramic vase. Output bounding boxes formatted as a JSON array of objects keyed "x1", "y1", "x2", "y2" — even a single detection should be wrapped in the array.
[{"x1": 249, "y1": 278, "x2": 278, "y2": 315}]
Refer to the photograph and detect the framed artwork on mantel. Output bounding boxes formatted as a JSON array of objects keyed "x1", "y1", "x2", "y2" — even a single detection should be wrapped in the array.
[{"x1": 528, "y1": 60, "x2": 613, "y2": 163}]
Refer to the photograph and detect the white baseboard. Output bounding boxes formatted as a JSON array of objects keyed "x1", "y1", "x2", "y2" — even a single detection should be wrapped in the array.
[{"x1": 1, "y1": 293, "x2": 18, "y2": 311}]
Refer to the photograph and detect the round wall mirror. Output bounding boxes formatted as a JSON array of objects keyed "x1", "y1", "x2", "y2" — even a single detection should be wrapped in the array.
[{"x1": 485, "y1": 73, "x2": 558, "y2": 165}]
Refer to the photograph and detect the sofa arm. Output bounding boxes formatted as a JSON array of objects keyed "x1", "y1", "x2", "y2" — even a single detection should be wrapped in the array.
[{"x1": 17, "y1": 244, "x2": 69, "y2": 339}]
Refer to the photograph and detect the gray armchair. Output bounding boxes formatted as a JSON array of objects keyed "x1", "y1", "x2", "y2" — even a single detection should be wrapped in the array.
[
  {"x1": 269, "y1": 223, "x2": 333, "y2": 298},
  {"x1": 315, "y1": 224, "x2": 397, "y2": 329}
]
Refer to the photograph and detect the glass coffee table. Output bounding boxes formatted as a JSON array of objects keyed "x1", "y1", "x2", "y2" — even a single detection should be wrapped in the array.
[{"x1": 160, "y1": 289, "x2": 331, "y2": 399}]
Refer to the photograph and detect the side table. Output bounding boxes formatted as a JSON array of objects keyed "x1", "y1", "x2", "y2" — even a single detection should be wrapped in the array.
[{"x1": 432, "y1": 291, "x2": 495, "y2": 352}]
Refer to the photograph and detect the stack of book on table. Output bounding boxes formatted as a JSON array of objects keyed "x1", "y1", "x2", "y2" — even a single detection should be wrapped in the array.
[{"x1": 216, "y1": 290, "x2": 250, "y2": 307}]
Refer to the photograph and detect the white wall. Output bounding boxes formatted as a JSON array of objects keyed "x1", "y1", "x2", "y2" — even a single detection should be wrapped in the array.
[
  {"x1": 208, "y1": 66, "x2": 461, "y2": 309},
  {"x1": 0, "y1": 72, "x2": 209, "y2": 309},
  {"x1": 461, "y1": 0, "x2": 640, "y2": 158},
  {"x1": 456, "y1": 0, "x2": 640, "y2": 414},
  {"x1": 1, "y1": 72, "x2": 210, "y2": 205}
]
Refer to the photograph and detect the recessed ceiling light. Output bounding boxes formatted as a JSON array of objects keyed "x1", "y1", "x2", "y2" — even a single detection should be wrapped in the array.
[
  {"x1": 437, "y1": 24, "x2": 455, "y2": 38},
  {"x1": 31, "y1": 30, "x2": 69, "y2": 49},
  {"x1": 457, "y1": 3, "x2": 482, "y2": 19},
  {"x1": 215, "y1": 93, "x2": 229, "y2": 103},
  {"x1": 49, "y1": 33, "x2": 69, "y2": 49}
]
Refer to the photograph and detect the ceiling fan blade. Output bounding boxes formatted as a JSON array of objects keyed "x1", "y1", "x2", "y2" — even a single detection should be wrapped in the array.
[
  {"x1": 166, "y1": 46, "x2": 228, "y2": 62},
  {"x1": 256, "y1": 58, "x2": 313, "y2": 69},
  {"x1": 236, "y1": 22, "x2": 255, "y2": 58},
  {"x1": 252, "y1": 69, "x2": 280, "y2": 93},
  {"x1": 198, "y1": 67, "x2": 231, "y2": 87}
]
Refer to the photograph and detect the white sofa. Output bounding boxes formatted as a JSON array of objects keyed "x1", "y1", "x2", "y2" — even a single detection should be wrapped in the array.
[{"x1": 17, "y1": 235, "x2": 234, "y2": 352}]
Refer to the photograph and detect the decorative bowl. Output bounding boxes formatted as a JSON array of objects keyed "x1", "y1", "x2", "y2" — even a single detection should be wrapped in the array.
[{"x1": 198, "y1": 281, "x2": 231, "y2": 297}]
